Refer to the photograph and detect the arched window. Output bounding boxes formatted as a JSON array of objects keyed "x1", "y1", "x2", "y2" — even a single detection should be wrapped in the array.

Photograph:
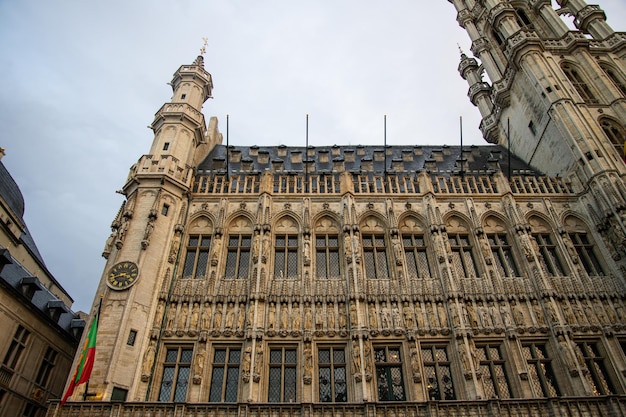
[
  {"x1": 273, "y1": 216, "x2": 300, "y2": 279},
  {"x1": 361, "y1": 216, "x2": 390, "y2": 279},
  {"x1": 528, "y1": 216, "x2": 566, "y2": 276},
  {"x1": 561, "y1": 62, "x2": 598, "y2": 104},
  {"x1": 182, "y1": 216, "x2": 214, "y2": 279},
  {"x1": 563, "y1": 216, "x2": 605, "y2": 276},
  {"x1": 314, "y1": 216, "x2": 341, "y2": 279},
  {"x1": 446, "y1": 216, "x2": 478, "y2": 278},
  {"x1": 599, "y1": 117, "x2": 625, "y2": 161},
  {"x1": 599, "y1": 63, "x2": 626, "y2": 96},
  {"x1": 516, "y1": 8, "x2": 534, "y2": 30},
  {"x1": 225, "y1": 216, "x2": 253, "y2": 279},
  {"x1": 399, "y1": 216, "x2": 432, "y2": 279},
  {"x1": 484, "y1": 216, "x2": 519, "y2": 277}
]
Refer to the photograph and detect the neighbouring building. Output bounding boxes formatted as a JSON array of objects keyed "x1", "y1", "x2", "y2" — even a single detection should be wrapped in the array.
[
  {"x1": 0, "y1": 150, "x2": 85, "y2": 417},
  {"x1": 53, "y1": 1, "x2": 626, "y2": 416}
]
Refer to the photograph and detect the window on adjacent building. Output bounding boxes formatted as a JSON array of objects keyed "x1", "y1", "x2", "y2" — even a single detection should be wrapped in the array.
[
  {"x1": 225, "y1": 234, "x2": 251, "y2": 279},
  {"x1": 268, "y1": 347, "x2": 297, "y2": 402},
  {"x1": 209, "y1": 347, "x2": 240, "y2": 402},
  {"x1": 522, "y1": 343, "x2": 559, "y2": 397},
  {"x1": 403, "y1": 234, "x2": 432, "y2": 278},
  {"x1": 158, "y1": 347, "x2": 193, "y2": 402},
  {"x1": 561, "y1": 62, "x2": 598, "y2": 104},
  {"x1": 274, "y1": 234, "x2": 298, "y2": 279},
  {"x1": 3, "y1": 325, "x2": 30, "y2": 370},
  {"x1": 316, "y1": 234, "x2": 340, "y2": 279},
  {"x1": 576, "y1": 341, "x2": 616, "y2": 395},
  {"x1": 488, "y1": 233, "x2": 519, "y2": 277},
  {"x1": 182, "y1": 235, "x2": 211, "y2": 279},
  {"x1": 318, "y1": 347, "x2": 347, "y2": 402},
  {"x1": 568, "y1": 232, "x2": 605, "y2": 276},
  {"x1": 374, "y1": 346, "x2": 406, "y2": 401},
  {"x1": 449, "y1": 234, "x2": 478, "y2": 278},
  {"x1": 127, "y1": 330, "x2": 137, "y2": 346},
  {"x1": 363, "y1": 234, "x2": 389, "y2": 279},
  {"x1": 476, "y1": 344, "x2": 512, "y2": 399},
  {"x1": 533, "y1": 233, "x2": 565, "y2": 276},
  {"x1": 422, "y1": 345, "x2": 455, "y2": 400},
  {"x1": 35, "y1": 347, "x2": 58, "y2": 387}
]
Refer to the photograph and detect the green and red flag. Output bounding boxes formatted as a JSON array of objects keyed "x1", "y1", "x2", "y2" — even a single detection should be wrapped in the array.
[{"x1": 61, "y1": 310, "x2": 99, "y2": 405}]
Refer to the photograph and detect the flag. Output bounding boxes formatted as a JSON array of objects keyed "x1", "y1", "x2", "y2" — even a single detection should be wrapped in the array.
[{"x1": 61, "y1": 310, "x2": 99, "y2": 405}]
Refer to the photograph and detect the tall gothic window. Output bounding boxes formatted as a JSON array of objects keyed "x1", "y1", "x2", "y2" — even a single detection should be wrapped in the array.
[
  {"x1": 422, "y1": 345, "x2": 455, "y2": 400},
  {"x1": 318, "y1": 347, "x2": 347, "y2": 402},
  {"x1": 316, "y1": 234, "x2": 340, "y2": 279},
  {"x1": 225, "y1": 234, "x2": 251, "y2": 279},
  {"x1": 209, "y1": 347, "x2": 240, "y2": 402},
  {"x1": 403, "y1": 234, "x2": 432, "y2": 279},
  {"x1": 599, "y1": 117, "x2": 625, "y2": 161},
  {"x1": 268, "y1": 347, "x2": 297, "y2": 402},
  {"x1": 3, "y1": 325, "x2": 30, "y2": 370},
  {"x1": 561, "y1": 62, "x2": 598, "y2": 104},
  {"x1": 158, "y1": 347, "x2": 193, "y2": 402},
  {"x1": 449, "y1": 234, "x2": 478, "y2": 278},
  {"x1": 374, "y1": 346, "x2": 406, "y2": 401},
  {"x1": 488, "y1": 233, "x2": 519, "y2": 277},
  {"x1": 274, "y1": 234, "x2": 298, "y2": 279},
  {"x1": 363, "y1": 234, "x2": 390, "y2": 279},
  {"x1": 476, "y1": 344, "x2": 512, "y2": 399},
  {"x1": 533, "y1": 233, "x2": 565, "y2": 276},
  {"x1": 600, "y1": 63, "x2": 626, "y2": 96},
  {"x1": 522, "y1": 343, "x2": 559, "y2": 397},
  {"x1": 568, "y1": 232, "x2": 605, "y2": 276},
  {"x1": 182, "y1": 235, "x2": 211, "y2": 278},
  {"x1": 576, "y1": 341, "x2": 616, "y2": 395}
]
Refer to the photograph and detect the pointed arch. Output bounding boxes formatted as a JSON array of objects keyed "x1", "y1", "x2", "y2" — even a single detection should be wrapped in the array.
[
  {"x1": 598, "y1": 116, "x2": 625, "y2": 162},
  {"x1": 483, "y1": 215, "x2": 519, "y2": 277},
  {"x1": 181, "y1": 215, "x2": 215, "y2": 279},
  {"x1": 313, "y1": 215, "x2": 342, "y2": 279},
  {"x1": 224, "y1": 215, "x2": 254, "y2": 279},
  {"x1": 360, "y1": 214, "x2": 390, "y2": 279},
  {"x1": 272, "y1": 214, "x2": 301, "y2": 279},
  {"x1": 599, "y1": 62, "x2": 626, "y2": 96},
  {"x1": 560, "y1": 61, "x2": 598, "y2": 104}
]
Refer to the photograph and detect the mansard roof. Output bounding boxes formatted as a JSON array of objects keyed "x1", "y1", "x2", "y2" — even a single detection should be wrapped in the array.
[{"x1": 197, "y1": 144, "x2": 539, "y2": 176}]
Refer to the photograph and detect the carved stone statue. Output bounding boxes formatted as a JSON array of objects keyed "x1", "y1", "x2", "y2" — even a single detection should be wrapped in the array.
[
  {"x1": 352, "y1": 340, "x2": 361, "y2": 374},
  {"x1": 304, "y1": 305, "x2": 313, "y2": 330},
  {"x1": 292, "y1": 303, "x2": 301, "y2": 329},
  {"x1": 190, "y1": 303, "x2": 200, "y2": 330},
  {"x1": 268, "y1": 303, "x2": 276, "y2": 330},
  {"x1": 201, "y1": 302, "x2": 212, "y2": 329},
  {"x1": 142, "y1": 341, "x2": 156, "y2": 381},
  {"x1": 225, "y1": 303, "x2": 235, "y2": 329},
  {"x1": 178, "y1": 303, "x2": 189, "y2": 330},
  {"x1": 214, "y1": 303, "x2": 223, "y2": 329}
]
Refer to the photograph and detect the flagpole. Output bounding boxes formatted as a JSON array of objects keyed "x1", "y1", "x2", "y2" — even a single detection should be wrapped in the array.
[
  {"x1": 226, "y1": 114, "x2": 230, "y2": 182},
  {"x1": 83, "y1": 295, "x2": 103, "y2": 401},
  {"x1": 384, "y1": 115, "x2": 387, "y2": 178},
  {"x1": 507, "y1": 117, "x2": 511, "y2": 182},
  {"x1": 460, "y1": 116, "x2": 464, "y2": 180},
  {"x1": 305, "y1": 114, "x2": 309, "y2": 193}
]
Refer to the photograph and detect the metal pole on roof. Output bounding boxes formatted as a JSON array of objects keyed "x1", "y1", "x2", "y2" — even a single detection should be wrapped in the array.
[
  {"x1": 460, "y1": 116, "x2": 464, "y2": 180},
  {"x1": 507, "y1": 117, "x2": 511, "y2": 182},
  {"x1": 384, "y1": 115, "x2": 387, "y2": 177},
  {"x1": 226, "y1": 114, "x2": 230, "y2": 181},
  {"x1": 305, "y1": 114, "x2": 309, "y2": 193}
]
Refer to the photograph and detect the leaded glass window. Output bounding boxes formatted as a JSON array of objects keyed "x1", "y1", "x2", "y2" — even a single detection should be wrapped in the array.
[
  {"x1": 488, "y1": 233, "x2": 519, "y2": 277},
  {"x1": 576, "y1": 341, "x2": 615, "y2": 395},
  {"x1": 568, "y1": 232, "x2": 605, "y2": 276},
  {"x1": 318, "y1": 347, "x2": 347, "y2": 402},
  {"x1": 316, "y1": 234, "x2": 341, "y2": 279},
  {"x1": 449, "y1": 234, "x2": 478, "y2": 278},
  {"x1": 476, "y1": 344, "x2": 511, "y2": 399},
  {"x1": 422, "y1": 345, "x2": 455, "y2": 400},
  {"x1": 561, "y1": 62, "x2": 598, "y2": 104},
  {"x1": 374, "y1": 346, "x2": 406, "y2": 401},
  {"x1": 182, "y1": 235, "x2": 211, "y2": 278},
  {"x1": 158, "y1": 347, "x2": 192, "y2": 402},
  {"x1": 363, "y1": 234, "x2": 389, "y2": 279},
  {"x1": 599, "y1": 118, "x2": 626, "y2": 161},
  {"x1": 522, "y1": 343, "x2": 559, "y2": 397},
  {"x1": 225, "y1": 234, "x2": 251, "y2": 279},
  {"x1": 3, "y1": 325, "x2": 29, "y2": 370},
  {"x1": 268, "y1": 348, "x2": 297, "y2": 402},
  {"x1": 403, "y1": 234, "x2": 432, "y2": 279},
  {"x1": 209, "y1": 347, "x2": 240, "y2": 402},
  {"x1": 533, "y1": 233, "x2": 565, "y2": 276},
  {"x1": 274, "y1": 234, "x2": 299, "y2": 279}
]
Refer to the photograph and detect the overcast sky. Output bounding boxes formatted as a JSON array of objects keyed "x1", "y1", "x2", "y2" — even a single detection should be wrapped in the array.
[{"x1": 1, "y1": 1, "x2": 625, "y2": 312}]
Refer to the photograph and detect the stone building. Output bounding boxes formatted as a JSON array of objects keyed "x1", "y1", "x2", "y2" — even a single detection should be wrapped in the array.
[
  {"x1": 53, "y1": 1, "x2": 626, "y2": 416},
  {"x1": 0, "y1": 151, "x2": 84, "y2": 417}
]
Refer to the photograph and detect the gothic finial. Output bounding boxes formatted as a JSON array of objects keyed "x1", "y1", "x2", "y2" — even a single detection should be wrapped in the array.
[{"x1": 200, "y1": 37, "x2": 208, "y2": 56}]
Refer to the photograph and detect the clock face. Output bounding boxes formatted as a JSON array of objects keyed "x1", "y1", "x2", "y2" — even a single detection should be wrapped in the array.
[{"x1": 107, "y1": 261, "x2": 139, "y2": 290}]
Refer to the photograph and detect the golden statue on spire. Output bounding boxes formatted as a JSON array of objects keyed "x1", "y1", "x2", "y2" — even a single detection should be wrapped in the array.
[{"x1": 200, "y1": 37, "x2": 208, "y2": 56}]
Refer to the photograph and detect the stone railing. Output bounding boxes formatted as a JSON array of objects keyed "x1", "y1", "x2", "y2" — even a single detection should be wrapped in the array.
[{"x1": 47, "y1": 396, "x2": 626, "y2": 417}]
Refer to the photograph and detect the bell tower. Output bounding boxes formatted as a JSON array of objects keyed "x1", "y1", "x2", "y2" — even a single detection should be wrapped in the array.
[
  {"x1": 451, "y1": 0, "x2": 626, "y2": 259},
  {"x1": 69, "y1": 53, "x2": 222, "y2": 402}
]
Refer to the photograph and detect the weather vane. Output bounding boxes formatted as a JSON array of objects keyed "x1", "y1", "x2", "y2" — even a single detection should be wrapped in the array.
[{"x1": 200, "y1": 37, "x2": 208, "y2": 56}]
